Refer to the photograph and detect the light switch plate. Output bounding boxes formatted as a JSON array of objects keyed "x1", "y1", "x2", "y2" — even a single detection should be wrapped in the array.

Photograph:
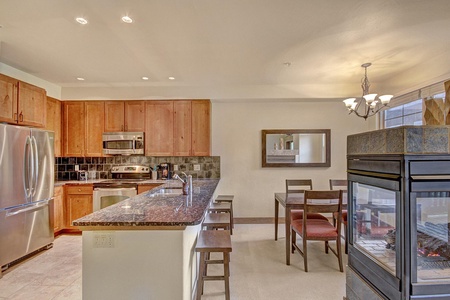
[
  {"x1": 75, "y1": 165, "x2": 79, "y2": 171},
  {"x1": 93, "y1": 232, "x2": 115, "y2": 248},
  {"x1": 194, "y1": 164, "x2": 201, "y2": 171},
  {"x1": 173, "y1": 165, "x2": 179, "y2": 171}
]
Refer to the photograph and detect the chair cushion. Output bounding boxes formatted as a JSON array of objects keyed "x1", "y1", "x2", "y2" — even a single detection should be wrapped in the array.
[
  {"x1": 291, "y1": 210, "x2": 328, "y2": 221},
  {"x1": 291, "y1": 219, "x2": 338, "y2": 239}
]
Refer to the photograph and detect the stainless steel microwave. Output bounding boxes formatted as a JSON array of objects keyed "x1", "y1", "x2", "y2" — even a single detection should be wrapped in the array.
[{"x1": 102, "y1": 132, "x2": 144, "y2": 155}]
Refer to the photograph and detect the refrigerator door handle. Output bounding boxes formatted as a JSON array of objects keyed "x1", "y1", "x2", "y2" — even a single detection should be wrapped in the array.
[
  {"x1": 6, "y1": 201, "x2": 50, "y2": 217},
  {"x1": 31, "y1": 136, "x2": 39, "y2": 196},
  {"x1": 23, "y1": 136, "x2": 32, "y2": 198}
]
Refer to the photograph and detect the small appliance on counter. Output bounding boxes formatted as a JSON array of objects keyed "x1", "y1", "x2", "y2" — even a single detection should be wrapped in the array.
[
  {"x1": 158, "y1": 163, "x2": 171, "y2": 179},
  {"x1": 77, "y1": 171, "x2": 88, "y2": 181}
]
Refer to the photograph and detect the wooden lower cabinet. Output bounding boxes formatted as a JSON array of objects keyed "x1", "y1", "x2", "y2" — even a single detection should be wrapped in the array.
[
  {"x1": 137, "y1": 184, "x2": 162, "y2": 195},
  {"x1": 53, "y1": 186, "x2": 64, "y2": 233},
  {"x1": 65, "y1": 185, "x2": 93, "y2": 230}
]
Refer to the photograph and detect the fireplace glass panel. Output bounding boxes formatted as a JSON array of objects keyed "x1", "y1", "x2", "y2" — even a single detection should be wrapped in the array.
[
  {"x1": 353, "y1": 182, "x2": 397, "y2": 274},
  {"x1": 416, "y1": 192, "x2": 450, "y2": 282}
]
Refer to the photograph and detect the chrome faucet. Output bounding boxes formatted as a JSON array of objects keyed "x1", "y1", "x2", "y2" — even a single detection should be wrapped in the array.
[{"x1": 173, "y1": 172, "x2": 192, "y2": 195}]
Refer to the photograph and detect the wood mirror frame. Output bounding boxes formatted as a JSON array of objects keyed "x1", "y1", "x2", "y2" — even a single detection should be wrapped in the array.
[{"x1": 262, "y1": 129, "x2": 331, "y2": 167}]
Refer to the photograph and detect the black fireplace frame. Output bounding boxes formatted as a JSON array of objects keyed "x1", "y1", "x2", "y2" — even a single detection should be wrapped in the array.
[{"x1": 347, "y1": 154, "x2": 450, "y2": 300}]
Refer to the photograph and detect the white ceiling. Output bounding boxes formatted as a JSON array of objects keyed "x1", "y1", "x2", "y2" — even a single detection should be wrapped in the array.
[{"x1": 1, "y1": 0, "x2": 450, "y2": 100}]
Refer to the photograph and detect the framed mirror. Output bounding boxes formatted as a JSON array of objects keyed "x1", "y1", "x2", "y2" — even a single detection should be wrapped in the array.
[{"x1": 262, "y1": 129, "x2": 330, "y2": 167}]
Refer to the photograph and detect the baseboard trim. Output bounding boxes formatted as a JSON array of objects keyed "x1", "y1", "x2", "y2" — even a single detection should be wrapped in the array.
[{"x1": 234, "y1": 217, "x2": 286, "y2": 224}]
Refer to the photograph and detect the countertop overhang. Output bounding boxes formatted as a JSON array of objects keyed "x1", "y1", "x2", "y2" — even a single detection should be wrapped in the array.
[{"x1": 72, "y1": 179, "x2": 219, "y2": 230}]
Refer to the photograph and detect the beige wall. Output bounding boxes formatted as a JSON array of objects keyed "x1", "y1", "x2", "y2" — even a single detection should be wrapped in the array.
[{"x1": 211, "y1": 100, "x2": 375, "y2": 218}]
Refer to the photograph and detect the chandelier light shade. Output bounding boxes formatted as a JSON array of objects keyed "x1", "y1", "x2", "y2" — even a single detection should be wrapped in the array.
[{"x1": 343, "y1": 63, "x2": 393, "y2": 120}]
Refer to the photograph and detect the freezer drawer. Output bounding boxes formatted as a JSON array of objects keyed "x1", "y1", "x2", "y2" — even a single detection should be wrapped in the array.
[{"x1": 0, "y1": 199, "x2": 54, "y2": 268}]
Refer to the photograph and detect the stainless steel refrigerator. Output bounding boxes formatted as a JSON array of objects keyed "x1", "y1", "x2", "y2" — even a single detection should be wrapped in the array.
[{"x1": 0, "y1": 123, "x2": 55, "y2": 271}]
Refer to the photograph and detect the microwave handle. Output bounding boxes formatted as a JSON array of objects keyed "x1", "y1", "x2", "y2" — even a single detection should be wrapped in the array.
[{"x1": 133, "y1": 137, "x2": 135, "y2": 153}]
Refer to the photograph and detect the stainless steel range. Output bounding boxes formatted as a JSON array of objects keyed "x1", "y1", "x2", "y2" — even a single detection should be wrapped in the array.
[{"x1": 93, "y1": 165, "x2": 150, "y2": 211}]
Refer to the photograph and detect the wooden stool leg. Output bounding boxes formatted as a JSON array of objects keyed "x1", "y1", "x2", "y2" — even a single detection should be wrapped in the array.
[
  {"x1": 196, "y1": 252, "x2": 206, "y2": 300},
  {"x1": 224, "y1": 252, "x2": 230, "y2": 300}
]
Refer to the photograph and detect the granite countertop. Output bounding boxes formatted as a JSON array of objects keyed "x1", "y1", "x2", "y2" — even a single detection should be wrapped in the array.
[
  {"x1": 72, "y1": 179, "x2": 219, "y2": 230},
  {"x1": 55, "y1": 179, "x2": 167, "y2": 186}
]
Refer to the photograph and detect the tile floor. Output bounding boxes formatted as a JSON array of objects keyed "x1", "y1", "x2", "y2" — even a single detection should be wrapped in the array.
[{"x1": 0, "y1": 224, "x2": 347, "y2": 300}]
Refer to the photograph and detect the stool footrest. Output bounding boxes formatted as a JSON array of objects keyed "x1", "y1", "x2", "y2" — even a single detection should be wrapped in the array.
[
  {"x1": 204, "y1": 276, "x2": 227, "y2": 281},
  {"x1": 206, "y1": 259, "x2": 224, "y2": 264}
]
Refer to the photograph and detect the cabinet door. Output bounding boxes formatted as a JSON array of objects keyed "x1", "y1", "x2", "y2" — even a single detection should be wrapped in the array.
[
  {"x1": 85, "y1": 101, "x2": 105, "y2": 156},
  {"x1": 18, "y1": 81, "x2": 46, "y2": 128},
  {"x1": 174, "y1": 101, "x2": 192, "y2": 156},
  {"x1": 63, "y1": 102, "x2": 85, "y2": 157},
  {"x1": 53, "y1": 186, "x2": 64, "y2": 232},
  {"x1": 145, "y1": 101, "x2": 174, "y2": 156},
  {"x1": 104, "y1": 101, "x2": 125, "y2": 132},
  {"x1": 65, "y1": 186, "x2": 93, "y2": 229},
  {"x1": 125, "y1": 101, "x2": 145, "y2": 132},
  {"x1": 0, "y1": 74, "x2": 18, "y2": 124},
  {"x1": 46, "y1": 97, "x2": 62, "y2": 157},
  {"x1": 191, "y1": 100, "x2": 211, "y2": 156}
]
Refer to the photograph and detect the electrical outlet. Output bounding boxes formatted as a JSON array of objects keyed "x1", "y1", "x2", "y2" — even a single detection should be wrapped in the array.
[
  {"x1": 173, "y1": 165, "x2": 179, "y2": 171},
  {"x1": 93, "y1": 232, "x2": 115, "y2": 248},
  {"x1": 75, "y1": 165, "x2": 79, "y2": 171},
  {"x1": 193, "y1": 164, "x2": 201, "y2": 171}
]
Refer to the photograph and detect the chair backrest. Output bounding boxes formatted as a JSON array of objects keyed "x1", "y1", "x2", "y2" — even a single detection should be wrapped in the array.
[
  {"x1": 329, "y1": 179, "x2": 348, "y2": 192},
  {"x1": 303, "y1": 190, "x2": 343, "y2": 224},
  {"x1": 286, "y1": 179, "x2": 313, "y2": 194}
]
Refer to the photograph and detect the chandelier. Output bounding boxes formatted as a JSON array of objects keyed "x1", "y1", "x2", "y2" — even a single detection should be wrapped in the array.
[{"x1": 343, "y1": 63, "x2": 393, "y2": 120}]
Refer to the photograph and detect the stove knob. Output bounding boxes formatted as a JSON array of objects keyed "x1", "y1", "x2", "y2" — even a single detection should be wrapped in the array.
[{"x1": 145, "y1": 167, "x2": 149, "y2": 172}]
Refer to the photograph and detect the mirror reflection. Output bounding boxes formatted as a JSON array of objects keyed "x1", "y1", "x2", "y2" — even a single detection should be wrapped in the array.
[{"x1": 262, "y1": 129, "x2": 330, "y2": 167}]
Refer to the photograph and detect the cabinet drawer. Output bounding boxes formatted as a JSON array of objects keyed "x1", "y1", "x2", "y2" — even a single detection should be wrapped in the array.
[{"x1": 65, "y1": 185, "x2": 93, "y2": 194}]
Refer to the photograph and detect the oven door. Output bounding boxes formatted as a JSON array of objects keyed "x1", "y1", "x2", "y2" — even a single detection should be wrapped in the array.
[{"x1": 93, "y1": 187, "x2": 137, "y2": 211}]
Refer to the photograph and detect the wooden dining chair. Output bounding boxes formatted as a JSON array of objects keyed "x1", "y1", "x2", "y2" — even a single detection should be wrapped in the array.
[
  {"x1": 291, "y1": 190, "x2": 343, "y2": 272},
  {"x1": 330, "y1": 179, "x2": 348, "y2": 254},
  {"x1": 286, "y1": 179, "x2": 328, "y2": 222}
]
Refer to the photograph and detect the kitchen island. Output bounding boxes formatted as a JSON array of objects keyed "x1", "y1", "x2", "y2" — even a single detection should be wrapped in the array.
[{"x1": 73, "y1": 179, "x2": 219, "y2": 300}]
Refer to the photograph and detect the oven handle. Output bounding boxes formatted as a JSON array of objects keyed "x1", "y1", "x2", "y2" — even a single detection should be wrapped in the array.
[{"x1": 94, "y1": 187, "x2": 137, "y2": 192}]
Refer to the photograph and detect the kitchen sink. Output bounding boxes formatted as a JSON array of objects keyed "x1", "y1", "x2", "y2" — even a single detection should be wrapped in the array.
[{"x1": 151, "y1": 187, "x2": 184, "y2": 196}]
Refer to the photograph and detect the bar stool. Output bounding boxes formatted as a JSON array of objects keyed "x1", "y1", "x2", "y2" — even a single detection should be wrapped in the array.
[
  {"x1": 208, "y1": 202, "x2": 233, "y2": 234},
  {"x1": 215, "y1": 195, "x2": 234, "y2": 229},
  {"x1": 202, "y1": 212, "x2": 231, "y2": 231},
  {"x1": 195, "y1": 230, "x2": 232, "y2": 300}
]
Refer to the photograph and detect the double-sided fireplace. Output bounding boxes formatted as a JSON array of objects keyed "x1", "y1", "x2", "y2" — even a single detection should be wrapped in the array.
[{"x1": 346, "y1": 126, "x2": 450, "y2": 300}]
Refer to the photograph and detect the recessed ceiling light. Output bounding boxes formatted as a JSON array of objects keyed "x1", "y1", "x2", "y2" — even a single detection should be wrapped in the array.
[
  {"x1": 75, "y1": 17, "x2": 88, "y2": 25},
  {"x1": 142, "y1": 77, "x2": 149, "y2": 80},
  {"x1": 76, "y1": 77, "x2": 85, "y2": 81},
  {"x1": 168, "y1": 77, "x2": 175, "y2": 80},
  {"x1": 283, "y1": 62, "x2": 291, "y2": 67},
  {"x1": 121, "y1": 16, "x2": 133, "y2": 23}
]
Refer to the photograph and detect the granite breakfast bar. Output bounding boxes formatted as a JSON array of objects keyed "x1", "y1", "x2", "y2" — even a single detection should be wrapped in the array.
[{"x1": 73, "y1": 179, "x2": 219, "y2": 300}]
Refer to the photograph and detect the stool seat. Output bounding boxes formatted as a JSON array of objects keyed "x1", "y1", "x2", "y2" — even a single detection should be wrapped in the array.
[
  {"x1": 203, "y1": 213, "x2": 231, "y2": 230},
  {"x1": 195, "y1": 230, "x2": 232, "y2": 300},
  {"x1": 208, "y1": 202, "x2": 233, "y2": 234},
  {"x1": 215, "y1": 195, "x2": 234, "y2": 202}
]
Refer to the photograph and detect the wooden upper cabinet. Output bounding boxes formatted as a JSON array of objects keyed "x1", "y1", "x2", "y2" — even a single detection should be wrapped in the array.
[
  {"x1": 85, "y1": 101, "x2": 105, "y2": 156},
  {"x1": 145, "y1": 101, "x2": 174, "y2": 156},
  {"x1": 46, "y1": 97, "x2": 62, "y2": 157},
  {"x1": 104, "y1": 101, "x2": 125, "y2": 132},
  {"x1": 105, "y1": 101, "x2": 145, "y2": 132},
  {"x1": 63, "y1": 102, "x2": 85, "y2": 157},
  {"x1": 0, "y1": 74, "x2": 18, "y2": 124},
  {"x1": 173, "y1": 101, "x2": 192, "y2": 156},
  {"x1": 125, "y1": 101, "x2": 145, "y2": 132},
  {"x1": 191, "y1": 100, "x2": 211, "y2": 156},
  {"x1": 0, "y1": 74, "x2": 46, "y2": 127}
]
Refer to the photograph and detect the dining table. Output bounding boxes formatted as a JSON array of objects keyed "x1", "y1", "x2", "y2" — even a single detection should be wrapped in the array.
[
  {"x1": 274, "y1": 192, "x2": 305, "y2": 265},
  {"x1": 274, "y1": 191, "x2": 347, "y2": 265}
]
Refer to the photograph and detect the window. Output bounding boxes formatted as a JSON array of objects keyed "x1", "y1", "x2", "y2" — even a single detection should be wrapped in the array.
[{"x1": 384, "y1": 99, "x2": 423, "y2": 128}]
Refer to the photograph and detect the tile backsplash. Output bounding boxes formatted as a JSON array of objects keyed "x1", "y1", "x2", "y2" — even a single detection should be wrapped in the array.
[{"x1": 55, "y1": 156, "x2": 220, "y2": 181}]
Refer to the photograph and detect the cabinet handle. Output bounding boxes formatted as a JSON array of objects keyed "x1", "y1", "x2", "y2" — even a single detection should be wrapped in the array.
[
  {"x1": 125, "y1": 124, "x2": 128, "y2": 131},
  {"x1": 19, "y1": 112, "x2": 24, "y2": 122},
  {"x1": 78, "y1": 188, "x2": 81, "y2": 192},
  {"x1": 121, "y1": 125, "x2": 124, "y2": 131}
]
